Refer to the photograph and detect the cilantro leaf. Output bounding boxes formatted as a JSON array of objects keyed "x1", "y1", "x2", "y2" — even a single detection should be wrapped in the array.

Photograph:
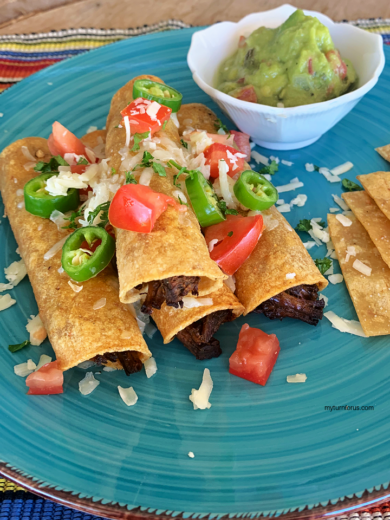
[
  {"x1": 214, "y1": 118, "x2": 231, "y2": 138},
  {"x1": 315, "y1": 258, "x2": 332, "y2": 275},
  {"x1": 133, "y1": 151, "x2": 166, "y2": 177},
  {"x1": 34, "y1": 155, "x2": 69, "y2": 173},
  {"x1": 141, "y1": 151, "x2": 154, "y2": 166},
  {"x1": 87, "y1": 201, "x2": 111, "y2": 228},
  {"x1": 111, "y1": 167, "x2": 116, "y2": 175},
  {"x1": 77, "y1": 157, "x2": 89, "y2": 165},
  {"x1": 258, "y1": 160, "x2": 278, "y2": 176},
  {"x1": 313, "y1": 164, "x2": 320, "y2": 172},
  {"x1": 227, "y1": 231, "x2": 233, "y2": 237},
  {"x1": 8, "y1": 340, "x2": 30, "y2": 353},
  {"x1": 152, "y1": 162, "x2": 167, "y2": 177},
  {"x1": 131, "y1": 131, "x2": 150, "y2": 152},
  {"x1": 180, "y1": 139, "x2": 188, "y2": 149},
  {"x1": 62, "y1": 205, "x2": 85, "y2": 230},
  {"x1": 125, "y1": 171, "x2": 138, "y2": 184},
  {"x1": 342, "y1": 178, "x2": 363, "y2": 192},
  {"x1": 218, "y1": 200, "x2": 238, "y2": 217},
  {"x1": 295, "y1": 219, "x2": 312, "y2": 232},
  {"x1": 177, "y1": 195, "x2": 188, "y2": 207}
]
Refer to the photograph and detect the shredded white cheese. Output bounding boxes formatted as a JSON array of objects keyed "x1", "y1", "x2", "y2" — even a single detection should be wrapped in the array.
[
  {"x1": 276, "y1": 180, "x2": 304, "y2": 193},
  {"x1": 68, "y1": 280, "x2": 83, "y2": 293},
  {"x1": 0, "y1": 293, "x2": 16, "y2": 311},
  {"x1": 319, "y1": 167, "x2": 341, "y2": 183},
  {"x1": 277, "y1": 204, "x2": 291, "y2": 213},
  {"x1": 124, "y1": 115, "x2": 131, "y2": 148},
  {"x1": 324, "y1": 311, "x2": 367, "y2": 337},
  {"x1": 353, "y1": 259, "x2": 372, "y2": 276},
  {"x1": 281, "y1": 160, "x2": 293, "y2": 166},
  {"x1": 0, "y1": 282, "x2": 13, "y2": 292},
  {"x1": 4, "y1": 259, "x2": 27, "y2": 286},
  {"x1": 189, "y1": 368, "x2": 213, "y2": 410},
  {"x1": 329, "y1": 207, "x2": 340, "y2": 213},
  {"x1": 290, "y1": 194, "x2": 307, "y2": 207},
  {"x1": 44, "y1": 236, "x2": 68, "y2": 261},
  {"x1": 79, "y1": 372, "x2": 100, "y2": 396},
  {"x1": 286, "y1": 273, "x2": 296, "y2": 280},
  {"x1": 139, "y1": 166, "x2": 154, "y2": 186},
  {"x1": 21, "y1": 146, "x2": 36, "y2": 162},
  {"x1": 251, "y1": 151, "x2": 269, "y2": 166},
  {"x1": 118, "y1": 386, "x2": 138, "y2": 406},
  {"x1": 287, "y1": 374, "x2": 307, "y2": 383},
  {"x1": 225, "y1": 275, "x2": 236, "y2": 293},
  {"x1": 144, "y1": 357, "x2": 157, "y2": 378},
  {"x1": 336, "y1": 214, "x2": 352, "y2": 227},
  {"x1": 218, "y1": 159, "x2": 236, "y2": 209},
  {"x1": 182, "y1": 297, "x2": 213, "y2": 309},
  {"x1": 50, "y1": 210, "x2": 68, "y2": 231},
  {"x1": 93, "y1": 298, "x2": 106, "y2": 310},
  {"x1": 188, "y1": 452, "x2": 195, "y2": 458},
  {"x1": 330, "y1": 162, "x2": 354, "y2": 176},
  {"x1": 328, "y1": 273, "x2": 344, "y2": 284},
  {"x1": 26, "y1": 314, "x2": 47, "y2": 346},
  {"x1": 303, "y1": 241, "x2": 317, "y2": 250},
  {"x1": 332, "y1": 194, "x2": 349, "y2": 211},
  {"x1": 87, "y1": 125, "x2": 98, "y2": 134}
]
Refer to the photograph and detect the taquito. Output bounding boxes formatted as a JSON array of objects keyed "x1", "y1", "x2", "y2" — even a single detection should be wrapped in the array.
[
  {"x1": 152, "y1": 283, "x2": 244, "y2": 359},
  {"x1": 105, "y1": 75, "x2": 226, "y2": 310},
  {"x1": 0, "y1": 136, "x2": 151, "y2": 373}
]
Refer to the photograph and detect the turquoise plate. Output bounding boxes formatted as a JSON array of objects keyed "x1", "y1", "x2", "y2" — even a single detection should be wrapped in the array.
[{"x1": 1, "y1": 28, "x2": 390, "y2": 520}]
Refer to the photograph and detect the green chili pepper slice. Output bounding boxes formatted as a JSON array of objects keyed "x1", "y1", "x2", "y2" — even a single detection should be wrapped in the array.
[
  {"x1": 185, "y1": 171, "x2": 225, "y2": 227},
  {"x1": 24, "y1": 172, "x2": 80, "y2": 219},
  {"x1": 61, "y1": 226, "x2": 115, "y2": 282},
  {"x1": 233, "y1": 170, "x2": 278, "y2": 211},
  {"x1": 133, "y1": 79, "x2": 183, "y2": 113}
]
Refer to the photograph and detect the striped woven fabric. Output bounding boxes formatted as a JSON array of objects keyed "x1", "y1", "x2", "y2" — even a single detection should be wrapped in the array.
[
  {"x1": 1, "y1": 16, "x2": 390, "y2": 520},
  {"x1": 0, "y1": 18, "x2": 389, "y2": 93}
]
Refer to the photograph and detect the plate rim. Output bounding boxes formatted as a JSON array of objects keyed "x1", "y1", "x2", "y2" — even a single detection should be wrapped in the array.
[{"x1": 1, "y1": 27, "x2": 390, "y2": 520}]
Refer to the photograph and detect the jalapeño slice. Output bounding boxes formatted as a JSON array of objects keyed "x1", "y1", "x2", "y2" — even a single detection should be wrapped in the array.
[
  {"x1": 185, "y1": 171, "x2": 225, "y2": 227},
  {"x1": 233, "y1": 170, "x2": 278, "y2": 211},
  {"x1": 133, "y1": 79, "x2": 183, "y2": 113}
]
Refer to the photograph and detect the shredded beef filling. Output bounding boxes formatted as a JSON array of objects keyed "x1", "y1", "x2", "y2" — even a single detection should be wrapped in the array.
[
  {"x1": 141, "y1": 275, "x2": 200, "y2": 315},
  {"x1": 254, "y1": 283, "x2": 325, "y2": 326},
  {"x1": 177, "y1": 309, "x2": 234, "y2": 360},
  {"x1": 92, "y1": 350, "x2": 142, "y2": 376}
]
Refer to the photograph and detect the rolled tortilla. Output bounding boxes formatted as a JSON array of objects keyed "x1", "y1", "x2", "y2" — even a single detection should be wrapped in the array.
[
  {"x1": 357, "y1": 172, "x2": 390, "y2": 221},
  {"x1": 0, "y1": 137, "x2": 151, "y2": 372},
  {"x1": 328, "y1": 213, "x2": 390, "y2": 336},
  {"x1": 105, "y1": 75, "x2": 226, "y2": 305},
  {"x1": 176, "y1": 103, "x2": 328, "y2": 318}
]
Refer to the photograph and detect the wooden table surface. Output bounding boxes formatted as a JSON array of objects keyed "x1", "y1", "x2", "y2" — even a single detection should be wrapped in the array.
[{"x1": 0, "y1": 0, "x2": 389, "y2": 35}]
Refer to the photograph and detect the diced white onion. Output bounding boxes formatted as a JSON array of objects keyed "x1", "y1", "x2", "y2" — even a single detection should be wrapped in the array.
[
  {"x1": 146, "y1": 101, "x2": 161, "y2": 120},
  {"x1": 170, "y1": 112, "x2": 180, "y2": 128},
  {"x1": 332, "y1": 194, "x2": 349, "y2": 211},
  {"x1": 26, "y1": 314, "x2": 47, "y2": 346},
  {"x1": 68, "y1": 280, "x2": 83, "y2": 293},
  {"x1": 330, "y1": 161, "x2": 354, "y2": 176},
  {"x1": 276, "y1": 199, "x2": 285, "y2": 205},
  {"x1": 324, "y1": 311, "x2": 367, "y2": 337},
  {"x1": 93, "y1": 297, "x2": 106, "y2": 310},
  {"x1": 44, "y1": 236, "x2": 68, "y2": 260},
  {"x1": 286, "y1": 273, "x2": 296, "y2": 280},
  {"x1": 79, "y1": 372, "x2": 100, "y2": 395},
  {"x1": 328, "y1": 274, "x2": 343, "y2": 284},
  {"x1": 189, "y1": 368, "x2": 213, "y2": 410},
  {"x1": 27, "y1": 359, "x2": 37, "y2": 371},
  {"x1": 50, "y1": 210, "x2": 68, "y2": 231},
  {"x1": 336, "y1": 214, "x2": 352, "y2": 227},
  {"x1": 21, "y1": 146, "x2": 36, "y2": 162},
  {"x1": 353, "y1": 259, "x2": 372, "y2": 276},
  {"x1": 139, "y1": 167, "x2": 154, "y2": 186},
  {"x1": 208, "y1": 238, "x2": 219, "y2": 252},
  {"x1": 118, "y1": 386, "x2": 138, "y2": 406},
  {"x1": 182, "y1": 297, "x2": 213, "y2": 309},
  {"x1": 4, "y1": 259, "x2": 27, "y2": 286},
  {"x1": 287, "y1": 373, "x2": 307, "y2": 383},
  {"x1": 144, "y1": 357, "x2": 157, "y2": 378},
  {"x1": 124, "y1": 115, "x2": 131, "y2": 148},
  {"x1": 173, "y1": 190, "x2": 187, "y2": 203},
  {"x1": 218, "y1": 159, "x2": 236, "y2": 209},
  {"x1": 35, "y1": 354, "x2": 52, "y2": 371},
  {"x1": 14, "y1": 362, "x2": 34, "y2": 377},
  {"x1": 0, "y1": 293, "x2": 16, "y2": 311},
  {"x1": 225, "y1": 275, "x2": 236, "y2": 293}
]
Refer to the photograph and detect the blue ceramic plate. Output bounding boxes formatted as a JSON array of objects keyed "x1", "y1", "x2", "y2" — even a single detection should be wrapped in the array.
[{"x1": 1, "y1": 28, "x2": 390, "y2": 520}]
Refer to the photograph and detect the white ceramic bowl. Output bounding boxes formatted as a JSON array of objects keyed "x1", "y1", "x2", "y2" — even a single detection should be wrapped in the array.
[{"x1": 187, "y1": 4, "x2": 385, "y2": 150}]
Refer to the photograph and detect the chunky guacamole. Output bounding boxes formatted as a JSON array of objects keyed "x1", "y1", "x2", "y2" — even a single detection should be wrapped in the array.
[{"x1": 216, "y1": 10, "x2": 358, "y2": 107}]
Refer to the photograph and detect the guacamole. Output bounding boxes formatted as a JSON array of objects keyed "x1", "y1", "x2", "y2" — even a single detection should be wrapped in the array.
[{"x1": 216, "y1": 10, "x2": 358, "y2": 107}]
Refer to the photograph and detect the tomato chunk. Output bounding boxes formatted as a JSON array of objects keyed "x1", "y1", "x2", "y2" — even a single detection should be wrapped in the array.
[
  {"x1": 26, "y1": 360, "x2": 64, "y2": 395},
  {"x1": 233, "y1": 85, "x2": 257, "y2": 103},
  {"x1": 229, "y1": 324, "x2": 280, "y2": 386},
  {"x1": 204, "y1": 214, "x2": 263, "y2": 275},
  {"x1": 109, "y1": 184, "x2": 185, "y2": 233},
  {"x1": 230, "y1": 130, "x2": 251, "y2": 160},
  {"x1": 48, "y1": 122, "x2": 89, "y2": 159},
  {"x1": 204, "y1": 143, "x2": 246, "y2": 178},
  {"x1": 325, "y1": 50, "x2": 347, "y2": 80},
  {"x1": 121, "y1": 98, "x2": 171, "y2": 136}
]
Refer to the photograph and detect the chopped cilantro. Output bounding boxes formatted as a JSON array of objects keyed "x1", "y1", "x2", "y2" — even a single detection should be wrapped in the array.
[
  {"x1": 295, "y1": 219, "x2": 312, "y2": 232},
  {"x1": 218, "y1": 200, "x2": 238, "y2": 217},
  {"x1": 313, "y1": 165, "x2": 320, "y2": 172},
  {"x1": 62, "y1": 205, "x2": 85, "y2": 230},
  {"x1": 77, "y1": 157, "x2": 89, "y2": 165},
  {"x1": 132, "y1": 151, "x2": 166, "y2": 177},
  {"x1": 34, "y1": 155, "x2": 69, "y2": 173},
  {"x1": 162, "y1": 120, "x2": 168, "y2": 131},
  {"x1": 342, "y1": 178, "x2": 363, "y2": 192},
  {"x1": 152, "y1": 162, "x2": 167, "y2": 177},
  {"x1": 131, "y1": 131, "x2": 150, "y2": 152},
  {"x1": 258, "y1": 160, "x2": 278, "y2": 176},
  {"x1": 111, "y1": 167, "x2": 116, "y2": 175},
  {"x1": 8, "y1": 340, "x2": 30, "y2": 353},
  {"x1": 178, "y1": 195, "x2": 188, "y2": 207},
  {"x1": 315, "y1": 258, "x2": 332, "y2": 275},
  {"x1": 227, "y1": 231, "x2": 233, "y2": 237},
  {"x1": 125, "y1": 171, "x2": 138, "y2": 184},
  {"x1": 214, "y1": 118, "x2": 230, "y2": 137},
  {"x1": 180, "y1": 139, "x2": 188, "y2": 149},
  {"x1": 87, "y1": 201, "x2": 111, "y2": 228}
]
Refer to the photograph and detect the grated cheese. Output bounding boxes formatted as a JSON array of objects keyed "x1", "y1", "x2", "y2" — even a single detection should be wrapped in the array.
[
  {"x1": 332, "y1": 194, "x2": 349, "y2": 211},
  {"x1": 225, "y1": 275, "x2": 236, "y2": 293},
  {"x1": 286, "y1": 273, "x2": 296, "y2": 279},
  {"x1": 330, "y1": 161, "x2": 354, "y2": 176},
  {"x1": 305, "y1": 163, "x2": 315, "y2": 172},
  {"x1": 118, "y1": 386, "x2": 138, "y2": 406},
  {"x1": 182, "y1": 297, "x2": 213, "y2": 309},
  {"x1": 251, "y1": 151, "x2": 269, "y2": 166},
  {"x1": 218, "y1": 159, "x2": 236, "y2": 209},
  {"x1": 328, "y1": 273, "x2": 343, "y2": 284},
  {"x1": 0, "y1": 293, "x2": 16, "y2": 311},
  {"x1": 0, "y1": 282, "x2": 13, "y2": 292},
  {"x1": 189, "y1": 368, "x2": 213, "y2": 410},
  {"x1": 144, "y1": 357, "x2": 157, "y2": 378},
  {"x1": 277, "y1": 204, "x2": 291, "y2": 213},
  {"x1": 281, "y1": 160, "x2": 293, "y2": 166},
  {"x1": 291, "y1": 194, "x2": 307, "y2": 207},
  {"x1": 287, "y1": 374, "x2": 307, "y2": 383},
  {"x1": 303, "y1": 241, "x2": 317, "y2": 250},
  {"x1": 329, "y1": 207, "x2": 340, "y2": 213},
  {"x1": 276, "y1": 180, "x2": 304, "y2": 193},
  {"x1": 319, "y1": 167, "x2": 341, "y2": 183},
  {"x1": 79, "y1": 372, "x2": 100, "y2": 396},
  {"x1": 50, "y1": 210, "x2": 68, "y2": 231},
  {"x1": 68, "y1": 280, "x2": 83, "y2": 293},
  {"x1": 26, "y1": 314, "x2": 47, "y2": 346},
  {"x1": 324, "y1": 311, "x2": 367, "y2": 337},
  {"x1": 188, "y1": 452, "x2": 195, "y2": 458},
  {"x1": 146, "y1": 101, "x2": 161, "y2": 120},
  {"x1": 124, "y1": 115, "x2": 131, "y2": 148},
  {"x1": 353, "y1": 259, "x2": 372, "y2": 276},
  {"x1": 336, "y1": 214, "x2": 352, "y2": 227},
  {"x1": 4, "y1": 259, "x2": 27, "y2": 286},
  {"x1": 44, "y1": 236, "x2": 68, "y2": 260},
  {"x1": 21, "y1": 146, "x2": 36, "y2": 162},
  {"x1": 139, "y1": 167, "x2": 154, "y2": 186}
]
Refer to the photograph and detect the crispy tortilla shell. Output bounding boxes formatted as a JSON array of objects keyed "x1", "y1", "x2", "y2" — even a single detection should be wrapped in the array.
[
  {"x1": 152, "y1": 283, "x2": 244, "y2": 344},
  {"x1": 106, "y1": 76, "x2": 226, "y2": 304},
  {"x1": 376, "y1": 144, "x2": 390, "y2": 163},
  {"x1": 235, "y1": 207, "x2": 328, "y2": 315},
  {"x1": 342, "y1": 190, "x2": 390, "y2": 270},
  {"x1": 357, "y1": 171, "x2": 390, "y2": 221},
  {"x1": 177, "y1": 103, "x2": 219, "y2": 134},
  {"x1": 328, "y1": 213, "x2": 390, "y2": 336},
  {"x1": 0, "y1": 137, "x2": 151, "y2": 371}
]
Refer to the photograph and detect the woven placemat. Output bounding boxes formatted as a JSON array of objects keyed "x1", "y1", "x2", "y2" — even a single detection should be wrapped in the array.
[{"x1": 1, "y1": 16, "x2": 390, "y2": 520}]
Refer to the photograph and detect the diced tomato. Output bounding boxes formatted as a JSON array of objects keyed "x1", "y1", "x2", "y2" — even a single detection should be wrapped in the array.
[
  {"x1": 204, "y1": 214, "x2": 263, "y2": 275},
  {"x1": 238, "y1": 35, "x2": 247, "y2": 48},
  {"x1": 230, "y1": 130, "x2": 251, "y2": 160},
  {"x1": 48, "y1": 121, "x2": 89, "y2": 159},
  {"x1": 105, "y1": 224, "x2": 116, "y2": 240},
  {"x1": 325, "y1": 50, "x2": 347, "y2": 80},
  {"x1": 109, "y1": 184, "x2": 185, "y2": 233},
  {"x1": 308, "y1": 57, "x2": 314, "y2": 75},
  {"x1": 229, "y1": 324, "x2": 280, "y2": 386},
  {"x1": 26, "y1": 360, "x2": 64, "y2": 395},
  {"x1": 121, "y1": 98, "x2": 172, "y2": 136},
  {"x1": 70, "y1": 164, "x2": 88, "y2": 174},
  {"x1": 80, "y1": 239, "x2": 102, "y2": 253},
  {"x1": 204, "y1": 143, "x2": 246, "y2": 178},
  {"x1": 233, "y1": 85, "x2": 257, "y2": 103}
]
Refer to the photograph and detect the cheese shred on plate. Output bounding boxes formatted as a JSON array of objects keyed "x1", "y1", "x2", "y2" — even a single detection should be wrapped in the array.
[
  {"x1": 144, "y1": 357, "x2": 157, "y2": 378},
  {"x1": 353, "y1": 259, "x2": 372, "y2": 276},
  {"x1": 118, "y1": 386, "x2": 138, "y2": 406},
  {"x1": 324, "y1": 311, "x2": 367, "y2": 337},
  {"x1": 26, "y1": 314, "x2": 47, "y2": 346},
  {"x1": 287, "y1": 374, "x2": 307, "y2": 383},
  {"x1": 79, "y1": 372, "x2": 100, "y2": 395},
  {"x1": 189, "y1": 368, "x2": 213, "y2": 410},
  {"x1": 4, "y1": 259, "x2": 27, "y2": 286},
  {"x1": 0, "y1": 293, "x2": 16, "y2": 311}
]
